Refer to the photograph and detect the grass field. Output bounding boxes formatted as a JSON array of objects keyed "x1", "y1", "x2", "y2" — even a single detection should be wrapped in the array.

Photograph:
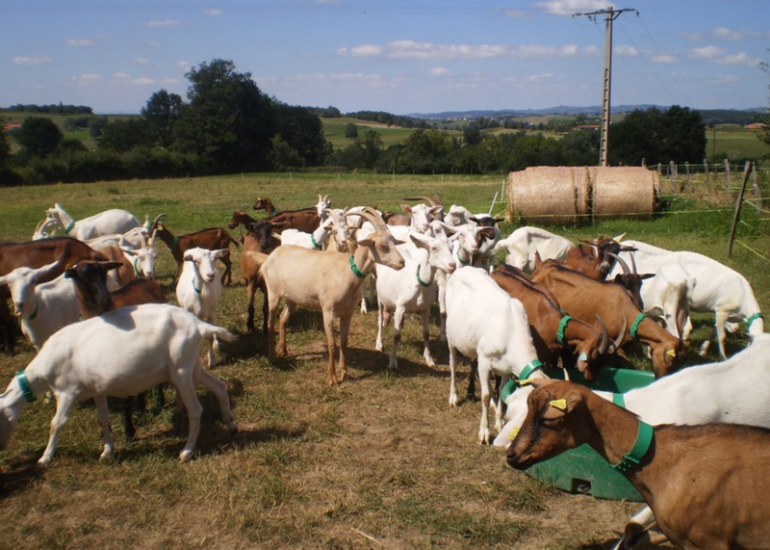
[{"x1": 0, "y1": 173, "x2": 768, "y2": 550}]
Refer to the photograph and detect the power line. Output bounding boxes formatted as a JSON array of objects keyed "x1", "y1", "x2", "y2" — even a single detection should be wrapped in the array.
[{"x1": 573, "y1": 7, "x2": 638, "y2": 167}]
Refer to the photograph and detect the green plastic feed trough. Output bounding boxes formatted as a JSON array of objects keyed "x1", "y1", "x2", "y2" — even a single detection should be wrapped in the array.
[{"x1": 509, "y1": 366, "x2": 655, "y2": 502}]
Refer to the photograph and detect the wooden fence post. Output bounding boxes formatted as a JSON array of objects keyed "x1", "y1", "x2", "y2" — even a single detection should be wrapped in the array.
[
  {"x1": 669, "y1": 161, "x2": 677, "y2": 193},
  {"x1": 725, "y1": 159, "x2": 733, "y2": 203},
  {"x1": 751, "y1": 162, "x2": 762, "y2": 212},
  {"x1": 727, "y1": 162, "x2": 753, "y2": 259}
]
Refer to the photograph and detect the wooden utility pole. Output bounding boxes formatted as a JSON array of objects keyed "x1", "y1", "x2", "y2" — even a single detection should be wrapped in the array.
[{"x1": 574, "y1": 7, "x2": 637, "y2": 166}]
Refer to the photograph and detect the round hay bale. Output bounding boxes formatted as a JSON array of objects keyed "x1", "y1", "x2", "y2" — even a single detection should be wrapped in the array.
[
  {"x1": 590, "y1": 167, "x2": 656, "y2": 220},
  {"x1": 507, "y1": 167, "x2": 579, "y2": 226}
]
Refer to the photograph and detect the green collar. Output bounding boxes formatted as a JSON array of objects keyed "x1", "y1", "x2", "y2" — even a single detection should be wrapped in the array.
[
  {"x1": 630, "y1": 312, "x2": 647, "y2": 342},
  {"x1": 557, "y1": 315, "x2": 572, "y2": 345},
  {"x1": 416, "y1": 264, "x2": 432, "y2": 287},
  {"x1": 171, "y1": 236, "x2": 179, "y2": 251},
  {"x1": 457, "y1": 253, "x2": 471, "y2": 266},
  {"x1": 610, "y1": 420, "x2": 654, "y2": 474},
  {"x1": 64, "y1": 220, "x2": 75, "y2": 234},
  {"x1": 612, "y1": 393, "x2": 626, "y2": 408},
  {"x1": 310, "y1": 233, "x2": 321, "y2": 250},
  {"x1": 349, "y1": 255, "x2": 366, "y2": 279},
  {"x1": 746, "y1": 312, "x2": 764, "y2": 331},
  {"x1": 132, "y1": 257, "x2": 141, "y2": 275},
  {"x1": 16, "y1": 371, "x2": 36, "y2": 403},
  {"x1": 519, "y1": 359, "x2": 544, "y2": 380}
]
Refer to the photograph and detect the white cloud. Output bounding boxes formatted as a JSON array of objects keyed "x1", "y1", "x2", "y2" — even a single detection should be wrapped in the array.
[
  {"x1": 132, "y1": 57, "x2": 148, "y2": 64},
  {"x1": 535, "y1": 0, "x2": 616, "y2": 16},
  {"x1": 682, "y1": 32, "x2": 704, "y2": 42},
  {"x1": 178, "y1": 60, "x2": 191, "y2": 69},
  {"x1": 202, "y1": 8, "x2": 221, "y2": 16},
  {"x1": 67, "y1": 38, "x2": 96, "y2": 47},
  {"x1": 710, "y1": 27, "x2": 743, "y2": 41},
  {"x1": 689, "y1": 45, "x2": 724, "y2": 59},
  {"x1": 718, "y1": 51, "x2": 761, "y2": 66},
  {"x1": 12, "y1": 56, "x2": 52, "y2": 65},
  {"x1": 337, "y1": 44, "x2": 383, "y2": 57},
  {"x1": 430, "y1": 67, "x2": 451, "y2": 76},
  {"x1": 526, "y1": 73, "x2": 553, "y2": 82},
  {"x1": 652, "y1": 54, "x2": 676, "y2": 64},
  {"x1": 615, "y1": 44, "x2": 639, "y2": 56},
  {"x1": 70, "y1": 73, "x2": 103, "y2": 87},
  {"x1": 143, "y1": 19, "x2": 185, "y2": 28},
  {"x1": 112, "y1": 73, "x2": 181, "y2": 86},
  {"x1": 338, "y1": 40, "x2": 598, "y2": 60}
]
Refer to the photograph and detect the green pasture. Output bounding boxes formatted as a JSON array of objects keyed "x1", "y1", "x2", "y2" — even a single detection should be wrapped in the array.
[{"x1": 1, "y1": 173, "x2": 769, "y2": 549}]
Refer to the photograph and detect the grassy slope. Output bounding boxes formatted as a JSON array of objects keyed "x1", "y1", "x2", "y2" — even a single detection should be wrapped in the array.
[{"x1": 1, "y1": 173, "x2": 768, "y2": 550}]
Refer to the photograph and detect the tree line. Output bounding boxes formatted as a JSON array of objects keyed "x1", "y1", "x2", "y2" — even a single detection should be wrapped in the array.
[{"x1": 0, "y1": 57, "x2": 740, "y2": 186}]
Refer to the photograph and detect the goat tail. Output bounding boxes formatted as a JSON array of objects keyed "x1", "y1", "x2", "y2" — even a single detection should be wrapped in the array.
[{"x1": 196, "y1": 320, "x2": 238, "y2": 344}]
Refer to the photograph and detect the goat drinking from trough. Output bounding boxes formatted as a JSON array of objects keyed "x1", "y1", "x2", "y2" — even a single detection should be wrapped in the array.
[
  {"x1": 506, "y1": 378, "x2": 770, "y2": 550},
  {"x1": 0, "y1": 304, "x2": 237, "y2": 466},
  {"x1": 260, "y1": 207, "x2": 405, "y2": 386},
  {"x1": 531, "y1": 255, "x2": 684, "y2": 378}
]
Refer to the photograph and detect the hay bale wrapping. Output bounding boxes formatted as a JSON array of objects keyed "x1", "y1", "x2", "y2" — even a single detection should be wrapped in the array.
[{"x1": 506, "y1": 166, "x2": 658, "y2": 225}]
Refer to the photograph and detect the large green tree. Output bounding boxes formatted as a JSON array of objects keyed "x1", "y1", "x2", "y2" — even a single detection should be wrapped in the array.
[
  {"x1": 98, "y1": 119, "x2": 152, "y2": 153},
  {"x1": 142, "y1": 89, "x2": 183, "y2": 148},
  {"x1": 172, "y1": 59, "x2": 276, "y2": 171},
  {"x1": 273, "y1": 102, "x2": 330, "y2": 168},
  {"x1": 608, "y1": 106, "x2": 705, "y2": 165},
  {"x1": 16, "y1": 116, "x2": 62, "y2": 158}
]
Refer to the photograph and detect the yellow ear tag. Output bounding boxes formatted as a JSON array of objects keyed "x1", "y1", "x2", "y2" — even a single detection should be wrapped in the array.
[
  {"x1": 666, "y1": 348, "x2": 676, "y2": 357},
  {"x1": 549, "y1": 399, "x2": 567, "y2": 410},
  {"x1": 517, "y1": 379, "x2": 532, "y2": 387},
  {"x1": 508, "y1": 427, "x2": 520, "y2": 441}
]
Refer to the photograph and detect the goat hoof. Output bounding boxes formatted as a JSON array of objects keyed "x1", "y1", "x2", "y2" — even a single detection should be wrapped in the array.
[
  {"x1": 179, "y1": 450, "x2": 194, "y2": 463},
  {"x1": 228, "y1": 423, "x2": 239, "y2": 436}
]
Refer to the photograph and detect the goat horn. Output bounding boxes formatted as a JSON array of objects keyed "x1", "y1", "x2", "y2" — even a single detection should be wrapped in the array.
[
  {"x1": 607, "y1": 252, "x2": 630, "y2": 275},
  {"x1": 403, "y1": 195, "x2": 441, "y2": 207},
  {"x1": 596, "y1": 314, "x2": 610, "y2": 355},
  {"x1": 613, "y1": 316, "x2": 628, "y2": 350},
  {"x1": 351, "y1": 207, "x2": 387, "y2": 232}
]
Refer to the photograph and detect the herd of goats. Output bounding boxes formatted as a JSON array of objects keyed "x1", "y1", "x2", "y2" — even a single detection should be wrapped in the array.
[{"x1": 1, "y1": 194, "x2": 769, "y2": 549}]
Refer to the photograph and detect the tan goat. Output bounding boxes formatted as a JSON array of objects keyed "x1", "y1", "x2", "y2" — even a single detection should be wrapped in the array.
[
  {"x1": 260, "y1": 207, "x2": 405, "y2": 386},
  {"x1": 506, "y1": 379, "x2": 770, "y2": 550}
]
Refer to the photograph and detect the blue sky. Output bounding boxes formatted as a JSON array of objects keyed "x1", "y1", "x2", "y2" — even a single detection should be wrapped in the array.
[{"x1": 2, "y1": 0, "x2": 769, "y2": 115}]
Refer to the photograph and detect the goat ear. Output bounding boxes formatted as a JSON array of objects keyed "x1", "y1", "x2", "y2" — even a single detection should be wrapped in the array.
[
  {"x1": 641, "y1": 273, "x2": 655, "y2": 280},
  {"x1": 400, "y1": 204, "x2": 413, "y2": 215},
  {"x1": 613, "y1": 232, "x2": 626, "y2": 242},
  {"x1": 215, "y1": 249, "x2": 230, "y2": 259},
  {"x1": 104, "y1": 261, "x2": 124, "y2": 272},
  {"x1": 183, "y1": 252, "x2": 195, "y2": 262}
]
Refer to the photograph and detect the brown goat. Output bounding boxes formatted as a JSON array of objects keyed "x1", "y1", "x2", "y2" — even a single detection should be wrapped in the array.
[
  {"x1": 0, "y1": 237, "x2": 107, "y2": 353},
  {"x1": 507, "y1": 379, "x2": 770, "y2": 550},
  {"x1": 239, "y1": 220, "x2": 277, "y2": 334},
  {"x1": 151, "y1": 215, "x2": 239, "y2": 285},
  {"x1": 531, "y1": 254, "x2": 684, "y2": 378},
  {"x1": 252, "y1": 197, "x2": 321, "y2": 234},
  {"x1": 64, "y1": 259, "x2": 167, "y2": 441},
  {"x1": 490, "y1": 264, "x2": 618, "y2": 381}
]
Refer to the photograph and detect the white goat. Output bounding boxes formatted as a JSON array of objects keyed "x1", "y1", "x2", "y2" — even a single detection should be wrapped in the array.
[
  {"x1": 618, "y1": 240, "x2": 763, "y2": 359},
  {"x1": 43, "y1": 203, "x2": 142, "y2": 241},
  {"x1": 0, "y1": 261, "x2": 80, "y2": 350},
  {"x1": 444, "y1": 204, "x2": 473, "y2": 227},
  {"x1": 273, "y1": 209, "x2": 349, "y2": 252},
  {"x1": 494, "y1": 226, "x2": 574, "y2": 273},
  {"x1": 0, "y1": 303, "x2": 237, "y2": 466},
  {"x1": 375, "y1": 231, "x2": 456, "y2": 370},
  {"x1": 445, "y1": 267, "x2": 547, "y2": 444},
  {"x1": 495, "y1": 333, "x2": 770, "y2": 549},
  {"x1": 260, "y1": 207, "x2": 405, "y2": 386},
  {"x1": 175, "y1": 247, "x2": 228, "y2": 367}
]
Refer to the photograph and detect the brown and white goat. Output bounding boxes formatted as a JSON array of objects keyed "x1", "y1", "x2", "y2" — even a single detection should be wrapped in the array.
[
  {"x1": 151, "y1": 215, "x2": 239, "y2": 285},
  {"x1": 507, "y1": 379, "x2": 770, "y2": 550},
  {"x1": 0, "y1": 237, "x2": 107, "y2": 353},
  {"x1": 260, "y1": 207, "x2": 405, "y2": 386}
]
